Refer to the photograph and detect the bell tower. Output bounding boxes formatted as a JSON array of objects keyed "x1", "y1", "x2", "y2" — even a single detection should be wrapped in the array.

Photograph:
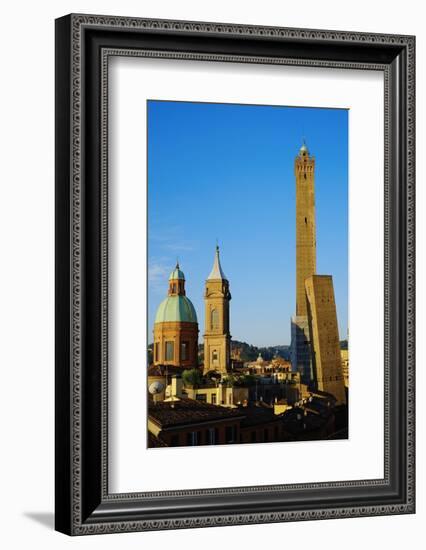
[
  {"x1": 291, "y1": 141, "x2": 316, "y2": 384},
  {"x1": 295, "y1": 141, "x2": 316, "y2": 314},
  {"x1": 203, "y1": 246, "x2": 231, "y2": 375}
]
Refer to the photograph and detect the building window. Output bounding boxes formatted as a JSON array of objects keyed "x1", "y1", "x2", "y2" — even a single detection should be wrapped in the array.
[
  {"x1": 208, "y1": 428, "x2": 216, "y2": 445},
  {"x1": 165, "y1": 341, "x2": 174, "y2": 361},
  {"x1": 225, "y1": 425, "x2": 236, "y2": 443},
  {"x1": 181, "y1": 341, "x2": 189, "y2": 361},
  {"x1": 187, "y1": 431, "x2": 198, "y2": 446},
  {"x1": 211, "y1": 393, "x2": 217, "y2": 404},
  {"x1": 154, "y1": 342, "x2": 159, "y2": 361},
  {"x1": 195, "y1": 394, "x2": 207, "y2": 402},
  {"x1": 211, "y1": 308, "x2": 219, "y2": 330},
  {"x1": 212, "y1": 349, "x2": 218, "y2": 365}
]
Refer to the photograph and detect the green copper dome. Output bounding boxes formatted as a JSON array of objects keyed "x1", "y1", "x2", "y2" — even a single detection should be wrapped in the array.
[
  {"x1": 155, "y1": 295, "x2": 198, "y2": 324},
  {"x1": 169, "y1": 265, "x2": 185, "y2": 281}
]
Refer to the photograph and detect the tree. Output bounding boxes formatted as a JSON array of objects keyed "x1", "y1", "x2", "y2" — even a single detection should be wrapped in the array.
[
  {"x1": 236, "y1": 374, "x2": 257, "y2": 387},
  {"x1": 182, "y1": 368, "x2": 202, "y2": 388}
]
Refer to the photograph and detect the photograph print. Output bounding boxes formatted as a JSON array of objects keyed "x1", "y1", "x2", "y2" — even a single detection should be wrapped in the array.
[{"x1": 147, "y1": 100, "x2": 349, "y2": 449}]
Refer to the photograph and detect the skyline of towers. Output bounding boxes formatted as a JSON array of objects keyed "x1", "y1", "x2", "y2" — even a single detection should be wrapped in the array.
[
  {"x1": 290, "y1": 141, "x2": 346, "y2": 401},
  {"x1": 151, "y1": 141, "x2": 346, "y2": 407},
  {"x1": 152, "y1": 246, "x2": 232, "y2": 374}
]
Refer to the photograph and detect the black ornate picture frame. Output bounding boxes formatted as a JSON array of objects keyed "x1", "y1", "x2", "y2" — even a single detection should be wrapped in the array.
[{"x1": 55, "y1": 14, "x2": 415, "y2": 535}]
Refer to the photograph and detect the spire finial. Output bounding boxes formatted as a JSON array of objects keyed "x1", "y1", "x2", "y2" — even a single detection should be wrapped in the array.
[
  {"x1": 176, "y1": 257, "x2": 179, "y2": 269},
  {"x1": 207, "y1": 241, "x2": 227, "y2": 281}
]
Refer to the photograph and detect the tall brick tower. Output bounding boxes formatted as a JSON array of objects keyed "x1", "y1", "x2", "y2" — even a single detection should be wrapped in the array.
[
  {"x1": 203, "y1": 246, "x2": 231, "y2": 376},
  {"x1": 305, "y1": 275, "x2": 346, "y2": 404},
  {"x1": 291, "y1": 141, "x2": 316, "y2": 384}
]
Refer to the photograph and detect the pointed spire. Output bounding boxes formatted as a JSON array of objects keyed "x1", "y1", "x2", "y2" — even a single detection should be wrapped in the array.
[{"x1": 207, "y1": 244, "x2": 227, "y2": 281}]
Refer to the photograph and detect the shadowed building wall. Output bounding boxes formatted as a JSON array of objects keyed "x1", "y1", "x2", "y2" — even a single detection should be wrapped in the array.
[{"x1": 305, "y1": 275, "x2": 346, "y2": 404}]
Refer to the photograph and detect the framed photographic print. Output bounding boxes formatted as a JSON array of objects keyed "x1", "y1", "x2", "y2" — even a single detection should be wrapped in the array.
[{"x1": 55, "y1": 14, "x2": 415, "y2": 535}]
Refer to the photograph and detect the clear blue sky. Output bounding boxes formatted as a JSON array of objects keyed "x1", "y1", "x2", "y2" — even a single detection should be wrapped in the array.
[{"x1": 147, "y1": 100, "x2": 348, "y2": 346}]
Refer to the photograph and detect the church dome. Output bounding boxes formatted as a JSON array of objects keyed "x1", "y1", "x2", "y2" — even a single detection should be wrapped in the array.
[
  {"x1": 155, "y1": 295, "x2": 198, "y2": 324},
  {"x1": 169, "y1": 265, "x2": 185, "y2": 281}
]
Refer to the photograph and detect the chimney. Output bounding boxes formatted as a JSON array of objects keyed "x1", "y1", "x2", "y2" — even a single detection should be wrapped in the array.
[{"x1": 171, "y1": 376, "x2": 183, "y2": 398}]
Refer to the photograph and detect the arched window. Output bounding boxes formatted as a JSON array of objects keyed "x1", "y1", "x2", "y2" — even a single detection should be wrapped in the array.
[
  {"x1": 211, "y1": 308, "x2": 219, "y2": 330},
  {"x1": 181, "y1": 341, "x2": 189, "y2": 361},
  {"x1": 212, "y1": 350, "x2": 218, "y2": 365},
  {"x1": 165, "y1": 341, "x2": 174, "y2": 361}
]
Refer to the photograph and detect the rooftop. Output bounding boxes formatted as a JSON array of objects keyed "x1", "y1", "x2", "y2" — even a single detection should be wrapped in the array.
[
  {"x1": 280, "y1": 407, "x2": 331, "y2": 436},
  {"x1": 148, "y1": 398, "x2": 244, "y2": 428},
  {"x1": 240, "y1": 406, "x2": 279, "y2": 428},
  {"x1": 154, "y1": 294, "x2": 198, "y2": 324},
  {"x1": 148, "y1": 365, "x2": 186, "y2": 377},
  {"x1": 147, "y1": 432, "x2": 168, "y2": 447}
]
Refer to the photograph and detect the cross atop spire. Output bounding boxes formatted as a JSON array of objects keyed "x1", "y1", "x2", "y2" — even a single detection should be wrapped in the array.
[{"x1": 207, "y1": 244, "x2": 227, "y2": 281}]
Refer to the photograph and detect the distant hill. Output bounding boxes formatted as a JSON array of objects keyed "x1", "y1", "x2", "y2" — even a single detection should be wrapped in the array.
[
  {"x1": 198, "y1": 340, "x2": 290, "y2": 362},
  {"x1": 230, "y1": 340, "x2": 291, "y2": 362}
]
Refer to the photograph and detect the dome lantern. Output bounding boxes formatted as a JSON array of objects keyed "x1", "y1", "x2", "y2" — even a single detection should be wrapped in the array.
[{"x1": 168, "y1": 262, "x2": 186, "y2": 296}]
